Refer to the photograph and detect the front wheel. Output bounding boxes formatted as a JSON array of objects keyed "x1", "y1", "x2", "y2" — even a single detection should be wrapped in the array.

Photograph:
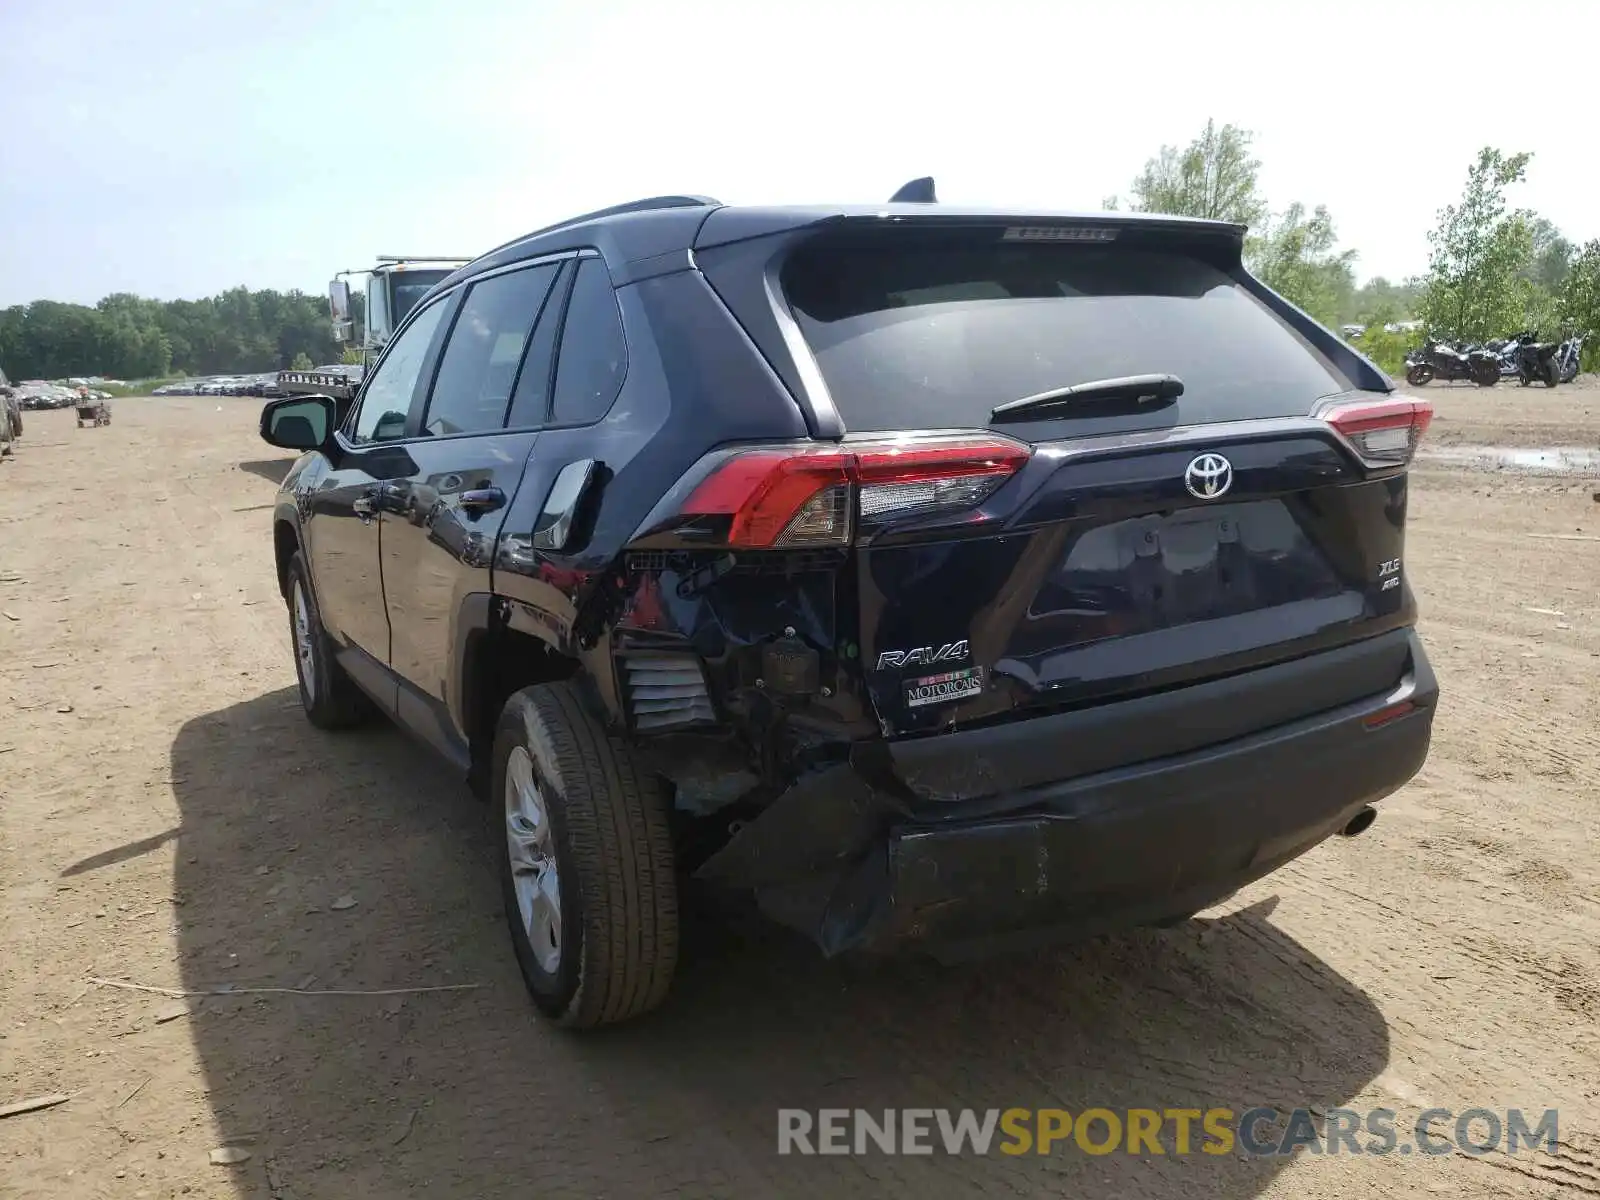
[
  {"x1": 493, "y1": 682, "x2": 679, "y2": 1029},
  {"x1": 285, "y1": 552, "x2": 371, "y2": 729},
  {"x1": 1405, "y1": 364, "x2": 1435, "y2": 386}
]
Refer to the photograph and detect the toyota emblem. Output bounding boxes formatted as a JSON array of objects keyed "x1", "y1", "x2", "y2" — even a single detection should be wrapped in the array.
[{"x1": 1184, "y1": 453, "x2": 1233, "y2": 500}]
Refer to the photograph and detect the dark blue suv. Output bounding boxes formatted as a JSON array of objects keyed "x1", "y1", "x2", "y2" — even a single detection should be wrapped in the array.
[{"x1": 260, "y1": 192, "x2": 1438, "y2": 1028}]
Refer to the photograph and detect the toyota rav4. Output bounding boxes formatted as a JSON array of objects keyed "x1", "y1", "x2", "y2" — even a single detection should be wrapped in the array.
[{"x1": 260, "y1": 192, "x2": 1438, "y2": 1028}]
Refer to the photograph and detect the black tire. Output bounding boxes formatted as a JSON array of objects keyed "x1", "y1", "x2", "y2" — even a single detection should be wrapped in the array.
[
  {"x1": 285, "y1": 552, "x2": 371, "y2": 729},
  {"x1": 493, "y1": 682, "x2": 678, "y2": 1028},
  {"x1": 1472, "y1": 361, "x2": 1500, "y2": 387},
  {"x1": 1543, "y1": 361, "x2": 1559, "y2": 388},
  {"x1": 1404, "y1": 364, "x2": 1434, "y2": 387}
]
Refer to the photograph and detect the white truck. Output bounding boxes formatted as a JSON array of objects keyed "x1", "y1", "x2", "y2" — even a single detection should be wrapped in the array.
[{"x1": 276, "y1": 256, "x2": 471, "y2": 417}]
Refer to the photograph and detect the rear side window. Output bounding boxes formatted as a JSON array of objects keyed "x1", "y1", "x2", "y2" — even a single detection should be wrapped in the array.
[
  {"x1": 550, "y1": 258, "x2": 627, "y2": 426},
  {"x1": 423, "y1": 264, "x2": 559, "y2": 437},
  {"x1": 782, "y1": 239, "x2": 1353, "y2": 432}
]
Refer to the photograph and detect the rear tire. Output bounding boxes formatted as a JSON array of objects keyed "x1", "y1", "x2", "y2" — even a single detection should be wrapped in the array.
[
  {"x1": 1405, "y1": 364, "x2": 1434, "y2": 387},
  {"x1": 1472, "y1": 361, "x2": 1500, "y2": 387},
  {"x1": 286, "y1": 552, "x2": 371, "y2": 729},
  {"x1": 1543, "y1": 361, "x2": 1560, "y2": 388},
  {"x1": 493, "y1": 682, "x2": 679, "y2": 1029}
]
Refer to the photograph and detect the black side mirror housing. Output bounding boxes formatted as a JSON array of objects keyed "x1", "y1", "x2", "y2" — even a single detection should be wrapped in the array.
[{"x1": 260, "y1": 395, "x2": 338, "y2": 452}]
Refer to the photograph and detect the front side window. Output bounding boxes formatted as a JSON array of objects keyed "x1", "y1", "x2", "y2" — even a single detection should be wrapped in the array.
[
  {"x1": 349, "y1": 298, "x2": 448, "y2": 443},
  {"x1": 423, "y1": 264, "x2": 560, "y2": 437}
]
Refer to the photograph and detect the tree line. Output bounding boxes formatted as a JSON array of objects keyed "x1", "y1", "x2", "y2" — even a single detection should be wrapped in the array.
[
  {"x1": 0, "y1": 288, "x2": 348, "y2": 381},
  {"x1": 1107, "y1": 120, "x2": 1599, "y2": 371}
]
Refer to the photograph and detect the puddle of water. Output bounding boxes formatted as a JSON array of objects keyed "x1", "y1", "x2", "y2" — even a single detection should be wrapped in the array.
[{"x1": 1418, "y1": 445, "x2": 1600, "y2": 474}]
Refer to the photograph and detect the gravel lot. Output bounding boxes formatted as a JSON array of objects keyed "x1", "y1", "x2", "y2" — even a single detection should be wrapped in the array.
[{"x1": 2, "y1": 388, "x2": 1598, "y2": 1198}]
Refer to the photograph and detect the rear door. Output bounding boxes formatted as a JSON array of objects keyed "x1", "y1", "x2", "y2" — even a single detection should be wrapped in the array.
[
  {"x1": 377, "y1": 258, "x2": 567, "y2": 763},
  {"x1": 771, "y1": 225, "x2": 1421, "y2": 735}
]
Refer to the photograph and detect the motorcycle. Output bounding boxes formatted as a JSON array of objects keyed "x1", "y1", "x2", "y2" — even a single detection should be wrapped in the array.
[
  {"x1": 1553, "y1": 333, "x2": 1586, "y2": 384},
  {"x1": 1483, "y1": 337, "x2": 1522, "y2": 378},
  {"x1": 1404, "y1": 340, "x2": 1501, "y2": 387},
  {"x1": 1505, "y1": 332, "x2": 1560, "y2": 388}
]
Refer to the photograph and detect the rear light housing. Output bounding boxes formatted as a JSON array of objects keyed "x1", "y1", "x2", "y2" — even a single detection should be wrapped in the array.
[
  {"x1": 1317, "y1": 395, "x2": 1433, "y2": 467},
  {"x1": 637, "y1": 433, "x2": 1032, "y2": 549}
]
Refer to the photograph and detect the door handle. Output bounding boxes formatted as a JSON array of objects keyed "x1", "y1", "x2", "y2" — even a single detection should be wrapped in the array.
[
  {"x1": 459, "y1": 487, "x2": 506, "y2": 514},
  {"x1": 376, "y1": 480, "x2": 411, "y2": 514}
]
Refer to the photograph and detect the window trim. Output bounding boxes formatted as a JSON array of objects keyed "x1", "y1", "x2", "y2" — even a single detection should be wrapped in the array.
[
  {"x1": 413, "y1": 255, "x2": 570, "y2": 443},
  {"x1": 338, "y1": 289, "x2": 460, "y2": 449},
  {"x1": 500, "y1": 258, "x2": 575, "y2": 434}
]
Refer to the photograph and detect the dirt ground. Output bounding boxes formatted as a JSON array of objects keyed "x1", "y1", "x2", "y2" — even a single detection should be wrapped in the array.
[{"x1": 2, "y1": 386, "x2": 1598, "y2": 1199}]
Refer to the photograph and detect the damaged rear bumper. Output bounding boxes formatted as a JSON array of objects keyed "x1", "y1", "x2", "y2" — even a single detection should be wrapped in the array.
[{"x1": 695, "y1": 630, "x2": 1437, "y2": 958}]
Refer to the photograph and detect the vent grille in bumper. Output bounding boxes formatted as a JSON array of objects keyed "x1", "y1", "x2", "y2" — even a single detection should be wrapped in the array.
[{"x1": 622, "y1": 653, "x2": 715, "y2": 732}]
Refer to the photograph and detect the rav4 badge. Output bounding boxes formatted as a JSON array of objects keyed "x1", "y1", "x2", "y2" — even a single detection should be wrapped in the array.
[{"x1": 875, "y1": 640, "x2": 970, "y2": 671}]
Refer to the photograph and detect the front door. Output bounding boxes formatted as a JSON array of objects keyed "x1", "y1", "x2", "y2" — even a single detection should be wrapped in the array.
[
  {"x1": 305, "y1": 296, "x2": 452, "y2": 705},
  {"x1": 379, "y1": 259, "x2": 567, "y2": 761}
]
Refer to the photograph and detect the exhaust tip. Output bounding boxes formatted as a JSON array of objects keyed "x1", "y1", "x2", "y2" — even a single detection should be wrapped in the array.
[{"x1": 1340, "y1": 806, "x2": 1378, "y2": 838}]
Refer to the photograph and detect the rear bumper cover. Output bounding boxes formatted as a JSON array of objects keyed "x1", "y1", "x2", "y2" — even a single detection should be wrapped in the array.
[{"x1": 696, "y1": 629, "x2": 1437, "y2": 957}]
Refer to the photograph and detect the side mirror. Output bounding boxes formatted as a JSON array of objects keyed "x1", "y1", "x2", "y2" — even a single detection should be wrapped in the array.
[
  {"x1": 328, "y1": 280, "x2": 351, "y2": 324},
  {"x1": 260, "y1": 395, "x2": 337, "y2": 451}
]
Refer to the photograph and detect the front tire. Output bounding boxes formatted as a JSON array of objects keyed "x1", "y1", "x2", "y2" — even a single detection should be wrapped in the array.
[
  {"x1": 493, "y1": 683, "x2": 679, "y2": 1029},
  {"x1": 1405, "y1": 364, "x2": 1434, "y2": 386},
  {"x1": 285, "y1": 552, "x2": 371, "y2": 729}
]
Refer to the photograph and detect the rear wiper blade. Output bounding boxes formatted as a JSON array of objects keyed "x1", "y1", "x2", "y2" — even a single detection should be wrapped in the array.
[{"x1": 989, "y1": 374, "x2": 1183, "y2": 422}]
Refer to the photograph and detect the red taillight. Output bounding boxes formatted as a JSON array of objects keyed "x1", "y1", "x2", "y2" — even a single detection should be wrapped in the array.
[
  {"x1": 1318, "y1": 395, "x2": 1433, "y2": 467},
  {"x1": 679, "y1": 435, "x2": 1031, "y2": 548}
]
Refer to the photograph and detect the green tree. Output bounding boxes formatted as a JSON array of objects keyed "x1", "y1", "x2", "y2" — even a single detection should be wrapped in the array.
[
  {"x1": 289, "y1": 351, "x2": 314, "y2": 370},
  {"x1": 1522, "y1": 216, "x2": 1574, "y2": 293},
  {"x1": 1250, "y1": 203, "x2": 1357, "y2": 325},
  {"x1": 1342, "y1": 276, "x2": 1424, "y2": 325},
  {"x1": 1559, "y1": 239, "x2": 1600, "y2": 369},
  {"x1": 1124, "y1": 119, "x2": 1267, "y2": 226},
  {"x1": 1418, "y1": 148, "x2": 1536, "y2": 342}
]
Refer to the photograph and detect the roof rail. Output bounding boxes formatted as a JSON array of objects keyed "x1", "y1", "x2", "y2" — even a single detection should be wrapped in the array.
[
  {"x1": 479, "y1": 194, "x2": 723, "y2": 261},
  {"x1": 374, "y1": 255, "x2": 475, "y2": 264}
]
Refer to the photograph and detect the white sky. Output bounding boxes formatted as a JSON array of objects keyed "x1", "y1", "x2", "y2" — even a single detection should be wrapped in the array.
[{"x1": 2, "y1": 0, "x2": 1596, "y2": 305}]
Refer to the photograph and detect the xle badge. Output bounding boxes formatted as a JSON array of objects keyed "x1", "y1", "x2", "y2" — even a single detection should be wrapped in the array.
[{"x1": 904, "y1": 666, "x2": 984, "y2": 709}]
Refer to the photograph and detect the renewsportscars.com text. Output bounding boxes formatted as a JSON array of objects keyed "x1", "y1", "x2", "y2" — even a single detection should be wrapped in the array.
[{"x1": 777, "y1": 1107, "x2": 1559, "y2": 1158}]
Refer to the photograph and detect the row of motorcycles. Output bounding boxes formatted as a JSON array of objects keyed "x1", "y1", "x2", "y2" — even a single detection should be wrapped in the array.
[{"x1": 1403, "y1": 331, "x2": 1587, "y2": 388}]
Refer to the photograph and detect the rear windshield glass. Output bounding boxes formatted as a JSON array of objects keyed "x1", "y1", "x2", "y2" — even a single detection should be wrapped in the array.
[{"x1": 782, "y1": 239, "x2": 1352, "y2": 432}]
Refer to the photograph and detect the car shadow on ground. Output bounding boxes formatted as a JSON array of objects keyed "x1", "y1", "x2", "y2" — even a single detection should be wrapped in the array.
[
  {"x1": 238, "y1": 458, "x2": 294, "y2": 485},
  {"x1": 152, "y1": 687, "x2": 1390, "y2": 1198}
]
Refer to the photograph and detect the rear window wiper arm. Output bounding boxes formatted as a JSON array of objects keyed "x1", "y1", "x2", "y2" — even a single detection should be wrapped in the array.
[{"x1": 989, "y1": 374, "x2": 1183, "y2": 422}]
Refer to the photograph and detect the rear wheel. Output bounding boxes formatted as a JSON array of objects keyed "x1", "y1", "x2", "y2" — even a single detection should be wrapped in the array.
[
  {"x1": 1404, "y1": 364, "x2": 1434, "y2": 387},
  {"x1": 493, "y1": 682, "x2": 679, "y2": 1028},
  {"x1": 1543, "y1": 360, "x2": 1560, "y2": 388},
  {"x1": 1472, "y1": 360, "x2": 1500, "y2": 387},
  {"x1": 286, "y1": 552, "x2": 371, "y2": 729}
]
